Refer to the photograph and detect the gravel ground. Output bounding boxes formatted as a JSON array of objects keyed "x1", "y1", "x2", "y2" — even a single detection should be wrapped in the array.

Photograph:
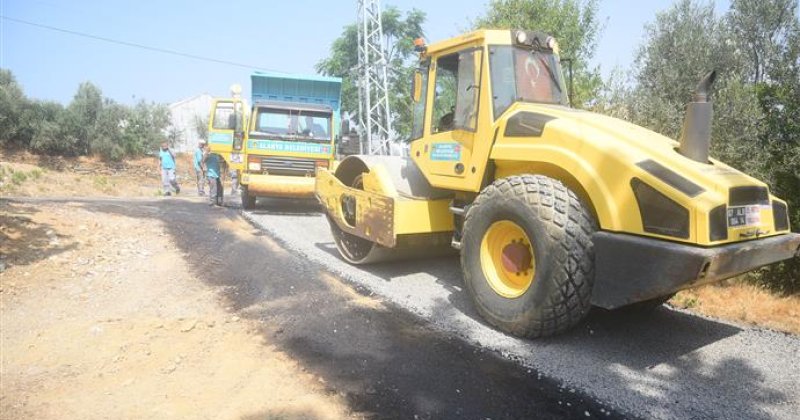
[
  {"x1": 244, "y1": 197, "x2": 800, "y2": 420},
  {"x1": 5, "y1": 197, "x2": 616, "y2": 419}
]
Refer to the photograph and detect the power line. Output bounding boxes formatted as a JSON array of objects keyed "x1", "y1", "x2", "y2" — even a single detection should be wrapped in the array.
[{"x1": 0, "y1": 15, "x2": 278, "y2": 72}]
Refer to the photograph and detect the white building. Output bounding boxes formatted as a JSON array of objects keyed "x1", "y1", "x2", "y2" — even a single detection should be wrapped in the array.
[{"x1": 168, "y1": 93, "x2": 214, "y2": 152}]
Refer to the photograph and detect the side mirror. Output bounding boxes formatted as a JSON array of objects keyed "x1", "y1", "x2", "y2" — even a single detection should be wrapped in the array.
[{"x1": 411, "y1": 70, "x2": 423, "y2": 102}]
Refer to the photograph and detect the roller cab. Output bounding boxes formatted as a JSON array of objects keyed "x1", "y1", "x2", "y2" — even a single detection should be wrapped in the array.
[{"x1": 316, "y1": 29, "x2": 800, "y2": 338}]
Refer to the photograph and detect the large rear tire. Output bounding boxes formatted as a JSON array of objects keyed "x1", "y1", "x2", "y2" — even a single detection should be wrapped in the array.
[{"x1": 461, "y1": 175, "x2": 597, "y2": 338}]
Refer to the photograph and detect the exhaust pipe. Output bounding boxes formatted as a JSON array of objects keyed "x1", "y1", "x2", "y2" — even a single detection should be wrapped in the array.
[{"x1": 678, "y1": 70, "x2": 717, "y2": 163}]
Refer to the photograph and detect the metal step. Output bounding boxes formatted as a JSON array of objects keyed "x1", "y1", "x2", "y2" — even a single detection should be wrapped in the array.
[{"x1": 449, "y1": 205, "x2": 465, "y2": 216}]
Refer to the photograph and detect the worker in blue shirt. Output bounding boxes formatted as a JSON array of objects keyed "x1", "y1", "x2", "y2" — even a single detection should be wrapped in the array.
[
  {"x1": 193, "y1": 140, "x2": 206, "y2": 196},
  {"x1": 203, "y1": 143, "x2": 223, "y2": 206},
  {"x1": 158, "y1": 142, "x2": 180, "y2": 196}
]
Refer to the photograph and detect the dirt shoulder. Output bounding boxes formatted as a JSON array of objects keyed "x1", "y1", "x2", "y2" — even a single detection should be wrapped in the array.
[
  {"x1": 672, "y1": 282, "x2": 799, "y2": 334},
  {"x1": 0, "y1": 150, "x2": 196, "y2": 198},
  {"x1": 0, "y1": 199, "x2": 357, "y2": 420}
]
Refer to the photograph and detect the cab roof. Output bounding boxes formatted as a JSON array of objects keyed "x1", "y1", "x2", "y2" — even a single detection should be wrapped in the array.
[{"x1": 423, "y1": 30, "x2": 513, "y2": 55}]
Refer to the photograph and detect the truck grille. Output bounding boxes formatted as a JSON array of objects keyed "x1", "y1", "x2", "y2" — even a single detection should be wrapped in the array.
[{"x1": 262, "y1": 156, "x2": 316, "y2": 177}]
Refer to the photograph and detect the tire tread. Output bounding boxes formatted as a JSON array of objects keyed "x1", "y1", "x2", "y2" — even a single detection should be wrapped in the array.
[{"x1": 462, "y1": 174, "x2": 597, "y2": 338}]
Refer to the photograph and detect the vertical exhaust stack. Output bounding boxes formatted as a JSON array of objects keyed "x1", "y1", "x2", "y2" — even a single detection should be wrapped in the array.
[{"x1": 678, "y1": 70, "x2": 717, "y2": 163}]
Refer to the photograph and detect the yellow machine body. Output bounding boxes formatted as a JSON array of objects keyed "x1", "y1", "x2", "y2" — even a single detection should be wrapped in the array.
[
  {"x1": 316, "y1": 29, "x2": 800, "y2": 310},
  {"x1": 207, "y1": 98, "x2": 247, "y2": 173},
  {"x1": 317, "y1": 160, "x2": 453, "y2": 247}
]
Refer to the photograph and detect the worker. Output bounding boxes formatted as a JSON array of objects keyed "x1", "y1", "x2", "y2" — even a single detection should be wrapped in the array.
[
  {"x1": 203, "y1": 144, "x2": 223, "y2": 207},
  {"x1": 194, "y1": 140, "x2": 206, "y2": 196},
  {"x1": 158, "y1": 142, "x2": 180, "y2": 196},
  {"x1": 229, "y1": 168, "x2": 239, "y2": 195}
]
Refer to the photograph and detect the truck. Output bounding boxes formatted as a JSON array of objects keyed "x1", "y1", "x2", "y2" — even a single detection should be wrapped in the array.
[
  {"x1": 315, "y1": 29, "x2": 800, "y2": 338},
  {"x1": 208, "y1": 72, "x2": 342, "y2": 208}
]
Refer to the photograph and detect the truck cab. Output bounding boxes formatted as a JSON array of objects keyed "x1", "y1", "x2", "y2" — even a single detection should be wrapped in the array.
[{"x1": 209, "y1": 72, "x2": 342, "y2": 208}]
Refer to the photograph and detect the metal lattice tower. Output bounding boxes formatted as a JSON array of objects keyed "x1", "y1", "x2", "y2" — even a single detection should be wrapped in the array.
[{"x1": 356, "y1": 0, "x2": 394, "y2": 155}]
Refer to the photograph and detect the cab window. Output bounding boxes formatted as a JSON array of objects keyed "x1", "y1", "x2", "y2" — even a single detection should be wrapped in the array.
[
  {"x1": 411, "y1": 61, "x2": 430, "y2": 140},
  {"x1": 212, "y1": 103, "x2": 236, "y2": 130},
  {"x1": 431, "y1": 48, "x2": 481, "y2": 134}
]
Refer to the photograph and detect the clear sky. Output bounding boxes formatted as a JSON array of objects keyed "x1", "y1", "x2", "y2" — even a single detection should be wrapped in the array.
[{"x1": 1, "y1": 0, "x2": 731, "y2": 105}]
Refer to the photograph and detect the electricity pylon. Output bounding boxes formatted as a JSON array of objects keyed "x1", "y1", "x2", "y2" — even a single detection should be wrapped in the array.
[{"x1": 356, "y1": 0, "x2": 394, "y2": 155}]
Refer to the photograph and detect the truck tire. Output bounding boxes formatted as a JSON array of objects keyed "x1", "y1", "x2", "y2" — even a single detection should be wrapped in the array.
[
  {"x1": 461, "y1": 175, "x2": 597, "y2": 338},
  {"x1": 241, "y1": 186, "x2": 256, "y2": 210}
]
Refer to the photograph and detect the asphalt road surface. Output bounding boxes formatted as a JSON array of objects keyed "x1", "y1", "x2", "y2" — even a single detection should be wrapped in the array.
[
  {"x1": 242, "y1": 196, "x2": 800, "y2": 420},
  {"x1": 14, "y1": 197, "x2": 618, "y2": 419}
]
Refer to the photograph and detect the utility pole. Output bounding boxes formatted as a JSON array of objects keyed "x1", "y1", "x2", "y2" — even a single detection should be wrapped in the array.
[{"x1": 356, "y1": 0, "x2": 394, "y2": 155}]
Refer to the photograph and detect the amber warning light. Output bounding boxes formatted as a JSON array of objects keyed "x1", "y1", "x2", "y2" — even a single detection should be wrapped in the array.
[{"x1": 414, "y1": 37, "x2": 427, "y2": 52}]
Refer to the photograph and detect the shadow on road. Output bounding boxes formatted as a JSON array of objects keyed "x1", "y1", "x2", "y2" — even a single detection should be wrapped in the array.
[
  {"x1": 315, "y1": 237, "x2": 743, "y2": 369},
  {"x1": 0, "y1": 199, "x2": 78, "y2": 269},
  {"x1": 14, "y1": 197, "x2": 789, "y2": 420},
  {"x1": 31, "y1": 197, "x2": 607, "y2": 419},
  {"x1": 244, "y1": 196, "x2": 322, "y2": 217},
  {"x1": 309, "y1": 226, "x2": 788, "y2": 419}
]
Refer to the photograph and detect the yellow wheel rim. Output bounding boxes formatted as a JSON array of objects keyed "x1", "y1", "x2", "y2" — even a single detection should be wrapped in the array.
[{"x1": 479, "y1": 220, "x2": 536, "y2": 298}]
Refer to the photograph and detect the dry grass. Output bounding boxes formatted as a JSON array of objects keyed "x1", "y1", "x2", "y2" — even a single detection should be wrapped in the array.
[
  {"x1": 671, "y1": 281, "x2": 800, "y2": 334},
  {"x1": 0, "y1": 150, "x2": 195, "y2": 197}
]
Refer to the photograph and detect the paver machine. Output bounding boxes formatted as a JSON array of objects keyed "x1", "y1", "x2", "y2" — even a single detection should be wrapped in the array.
[{"x1": 315, "y1": 30, "x2": 800, "y2": 337}]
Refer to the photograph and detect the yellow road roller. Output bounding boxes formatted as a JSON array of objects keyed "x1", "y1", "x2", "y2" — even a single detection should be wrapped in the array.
[{"x1": 315, "y1": 29, "x2": 800, "y2": 338}]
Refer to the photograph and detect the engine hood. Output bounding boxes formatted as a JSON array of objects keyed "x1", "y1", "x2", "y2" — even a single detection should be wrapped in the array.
[
  {"x1": 487, "y1": 102, "x2": 788, "y2": 245},
  {"x1": 500, "y1": 103, "x2": 767, "y2": 196}
]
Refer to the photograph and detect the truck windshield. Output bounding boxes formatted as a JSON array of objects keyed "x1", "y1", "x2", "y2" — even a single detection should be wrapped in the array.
[
  {"x1": 489, "y1": 45, "x2": 568, "y2": 118},
  {"x1": 252, "y1": 108, "x2": 331, "y2": 142}
]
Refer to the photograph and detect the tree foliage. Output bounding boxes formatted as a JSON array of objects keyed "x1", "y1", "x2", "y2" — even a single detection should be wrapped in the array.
[
  {"x1": 194, "y1": 115, "x2": 209, "y2": 142},
  {"x1": 0, "y1": 70, "x2": 26, "y2": 146},
  {"x1": 316, "y1": 6, "x2": 426, "y2": 139},
  {"x1": 474, "y1": 0, "x2": 603, "y2": 106},
  {"x1": 601, "y1": 0, "x2": 800, "y2": 294},
  {"x1": 0, "y1": 69, "x2": 174, "y2": 160}
]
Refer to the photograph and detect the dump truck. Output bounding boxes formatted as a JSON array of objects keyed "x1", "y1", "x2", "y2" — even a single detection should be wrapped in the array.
[
  {"x1": 208, "y1": 72, "x2": 342, "y2": 208},
  {"x1": 316, "y1": 30, "x2": 800, "y2": 338}
]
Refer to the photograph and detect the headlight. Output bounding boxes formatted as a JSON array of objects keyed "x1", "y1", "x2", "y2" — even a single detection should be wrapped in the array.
[
  {"x1": 631, "y1": 178, "x2": 690, "y2": 239},
  {"x1": 709, "y1": 204, "x2": 728, "y2": 241},
  {"x1": 248, "y1": 161, "x2": 261, "y2": 171},
  {"x1": 773, "y1": 200, "x2": 789, "y2": 231}
]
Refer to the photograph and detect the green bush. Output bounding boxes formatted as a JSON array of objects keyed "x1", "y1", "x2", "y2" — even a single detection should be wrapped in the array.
[
  {"x1": 11, "y1": 171, "x2": 27, "y2": 185},
  {"x1": 1, "y1": 69, "x2": 173, "y2": 160}
]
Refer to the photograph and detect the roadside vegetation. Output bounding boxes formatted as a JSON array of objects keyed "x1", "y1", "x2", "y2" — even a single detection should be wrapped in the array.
[
  {"x1": 0, "y1": 151, "x2": 194, "y2": 197},
  {"x1": 0, "y1": 70, "x2": 174, "y2": 161}
]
